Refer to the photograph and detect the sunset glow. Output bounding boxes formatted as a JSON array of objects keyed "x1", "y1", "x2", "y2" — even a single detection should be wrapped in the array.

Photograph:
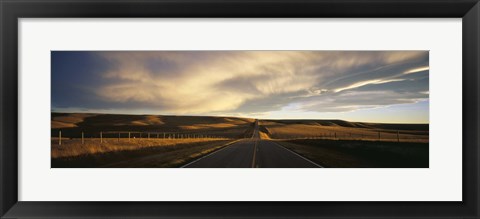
[{"x1": 52, "y1": 51, "x2": 429, "y2": 123}]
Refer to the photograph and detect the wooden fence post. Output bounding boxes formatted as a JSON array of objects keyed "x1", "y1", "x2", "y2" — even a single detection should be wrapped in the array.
[
  {"x1": 148, "y1": 133, "x2": 150, "y2": 139},
  {"x1": 81, "y1": 132, "x2": 84, "y2": 144},
  {"x1": 128, "y1": 132, "x2": 131, "y2": 140},
  {"x1": 378, "y1": 132, "x2": 381, "y2": 140},
  {"x1": 397, "y1": 130, "x2": 400, "y2": 142},
  {"x1": 59, "y1": 130, "x2": 62, "y2": 145},
  {"x1": 100, "y1": 132, "x2": 103, "y2": 143}
]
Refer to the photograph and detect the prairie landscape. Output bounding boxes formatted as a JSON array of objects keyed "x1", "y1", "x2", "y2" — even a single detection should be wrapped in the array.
[
  {"x1": 51, "y1": 113, "x2": 253, "y2": 167},
  {"x1": 52, "y1": 50, "x2": 429, "y2": 168},
  {"x1": 259, "y1": 120, "x2": 428, "y2": 167},
  {"x1": 51, "y1": 113, "x2": 428, "y2": 168}
]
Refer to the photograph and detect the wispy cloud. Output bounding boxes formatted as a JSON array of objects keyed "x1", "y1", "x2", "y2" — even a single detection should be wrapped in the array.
[
  {"x1": 52, "y1": 51, "x2": 429, "y2": 119},
  {"x1": 404, "y1": 66, "x2": 430, "y2": 74},
  {"x1": 333, "y1": 78, "x2": 406, "y2": 93}
]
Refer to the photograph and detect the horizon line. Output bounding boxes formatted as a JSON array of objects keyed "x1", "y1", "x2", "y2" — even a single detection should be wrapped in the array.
[{"x1": 51, "y1": 111, "x2": 429, "y2": 125}]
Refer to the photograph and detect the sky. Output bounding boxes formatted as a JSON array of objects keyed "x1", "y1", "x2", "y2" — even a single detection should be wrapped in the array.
[{"x1": 51, "y1": 51, "x2": 429, "y2": 123}]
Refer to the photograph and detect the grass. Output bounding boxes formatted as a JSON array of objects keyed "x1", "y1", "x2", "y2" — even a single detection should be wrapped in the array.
[
  {"x1": 52, "y1": 138, "x2": 231, "y2": 158},
  {"x1": 260, "y1": 120, "x2": 428, "y2": 143},
  {"x1": 51, "y1": 113, "x2": 429, "y2": 168},
  {"x1": 276, "y1": 139, "x2": 429, "y2": 168},
  {"x1": 52, "y1": 138, "x2": 239, "y2": 168},
  {"x1": 51, "y1": 113, "x2": 256, "y2": 168},
  {"x1": 52, "y1": 113, "x2": 255, "y2": 139}
]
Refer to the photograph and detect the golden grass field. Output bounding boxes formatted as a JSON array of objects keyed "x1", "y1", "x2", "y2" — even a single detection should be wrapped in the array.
[
  {"x1": 52, "y1": 113, "x2": 255, "y2": 139},
  {"x1": 52, "y1": 138, "x2": 238, "y2": 168},
  {"x1": 51, "y1": 113, "x2": 254, "y2": 167},
  {"x1": 259, "y1": 120, "x2": 428, "y2": 143},
  {"x1": 100, "y1": 139, "x2": 242, "y2": 168},
  {"x1": 51, "y1": 138, "x2": 231, "y2": 158},
  {"x1": 51, "y1": 113, "x2": 428, "y2": 168}
]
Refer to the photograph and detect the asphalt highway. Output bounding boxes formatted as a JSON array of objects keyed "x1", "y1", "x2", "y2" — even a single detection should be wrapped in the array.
[{"x1": 183, "y1": 120, "x2": 322, "y2": 168}]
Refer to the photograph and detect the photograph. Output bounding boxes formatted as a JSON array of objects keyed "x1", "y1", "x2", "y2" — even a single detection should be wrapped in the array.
[{"x1": 51, "y1": 51, "x2": 429, "y2": 168}]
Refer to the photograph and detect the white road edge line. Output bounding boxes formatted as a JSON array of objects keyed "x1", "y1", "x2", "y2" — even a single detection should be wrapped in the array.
[
  {"x1": 271, "y1": 141, "x2": 324, "y2": 168},
  {"x1": 180, "y1": 139, "x2": 243, "y2": 168}
]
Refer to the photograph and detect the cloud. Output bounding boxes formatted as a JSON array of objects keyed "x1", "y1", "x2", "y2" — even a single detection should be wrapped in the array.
[
  {"x1": 93, "y1": 51, "x2": 322, "y2": 114},
  {"x1": 333, "y1": 78, "x2": 405, "y2": 93},
  {"x1": 404, "y1": 66, "x2": 430, "y2": 74},
  {"x1": 52, "y1": 51, "x2": 429, "y2": 116},
  {"x1": 297, "y1": 90, "x2": 428, "y2": 113}
]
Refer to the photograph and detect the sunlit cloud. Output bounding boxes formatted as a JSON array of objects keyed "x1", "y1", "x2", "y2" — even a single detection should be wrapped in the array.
[
  {"x1": 297, "y1": 90, "x2": 428, "y2": 113},
  {"x1": 51, "y1": 51, "x2": 429, "y2": 122},
  {"x1": 333, "y1": 78, "x2": 405, "y2": 93},
  {"x1": 404, "y1": 66, "x2": 430, "y2": 74}
]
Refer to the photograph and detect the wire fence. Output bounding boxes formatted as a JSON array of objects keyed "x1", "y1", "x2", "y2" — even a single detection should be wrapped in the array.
[
  {"x1": 54, "y1": 130, "x2": 231, "y2": 145},
  {"x1": 268, "y1": 130, "x2": 428, "y2": 143},
  {"x1": 53, "y1": 129, "x2": 428, "y2": 145}
]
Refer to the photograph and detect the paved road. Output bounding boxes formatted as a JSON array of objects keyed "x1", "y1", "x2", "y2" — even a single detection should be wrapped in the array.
[{"x1": 183, "y1": 120, "x2": 322, "y2": 168}]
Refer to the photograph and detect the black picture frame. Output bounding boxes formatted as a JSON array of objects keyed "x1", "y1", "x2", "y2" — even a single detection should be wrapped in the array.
[{"x1": 1, "y1": 0, "x2": 479, "y2": 218}]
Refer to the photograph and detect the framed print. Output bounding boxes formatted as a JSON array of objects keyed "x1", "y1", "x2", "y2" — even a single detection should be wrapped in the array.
[{"x1": 1, "y1": 0, "x2": 479, "y2": 218}]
